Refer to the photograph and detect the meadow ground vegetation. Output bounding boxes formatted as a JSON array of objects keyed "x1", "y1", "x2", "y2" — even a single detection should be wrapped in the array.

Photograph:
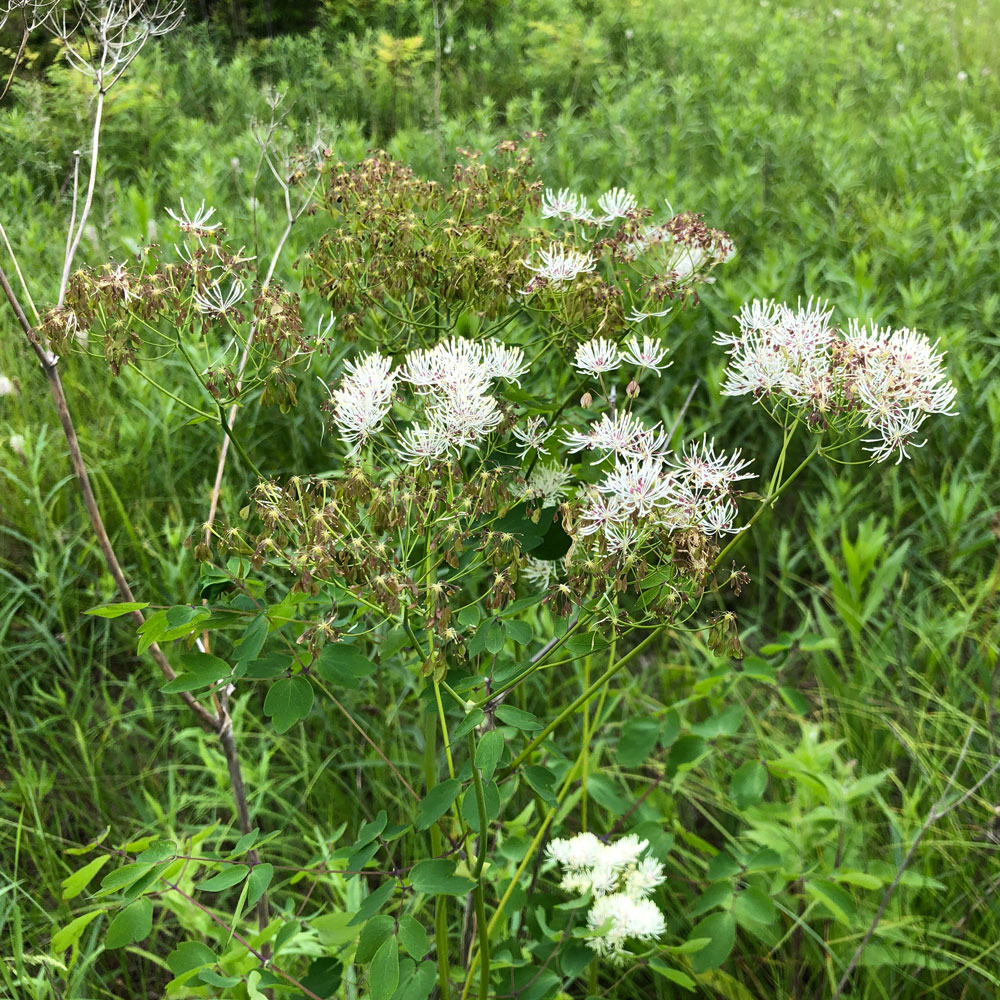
[{"x1": 1, "y1": 1, "x2": 999, "y2": 998}]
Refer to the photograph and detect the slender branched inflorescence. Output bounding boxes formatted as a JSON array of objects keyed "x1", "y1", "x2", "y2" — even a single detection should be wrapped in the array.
[
  {"x1": 43, "y1": 0, "x2": 184, "y2": 89},
  {"x1": 0, "y1": 0, "x2": 56, "y2": 32}
]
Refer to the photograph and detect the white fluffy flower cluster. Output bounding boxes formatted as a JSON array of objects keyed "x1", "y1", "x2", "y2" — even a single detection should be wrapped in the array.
[
  {"x1": 716, "y1": 299, "x2": 957, "y2": 463},
  {"x1": 546, "y1": 832, "x2": 666, "y2": 963},
  {"x1": 573, "y1": 432, "x2": 754, "y2": 544},
  {"x1": 330, "y1": 337, "x2": 528, "y2": 459}
]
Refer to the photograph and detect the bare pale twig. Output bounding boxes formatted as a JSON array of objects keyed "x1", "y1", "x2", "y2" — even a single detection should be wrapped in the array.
[{"x1": 202, "y1": 113, "x2": 327, "y2": 548}]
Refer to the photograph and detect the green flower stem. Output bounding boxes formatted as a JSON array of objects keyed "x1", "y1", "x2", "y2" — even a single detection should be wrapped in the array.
[
  {"x1": 581, "y1": 651, "x2": 592, "y2": 832},
  {"x1": 124, "y1": 363, "x2": 215, "y2": 419},
  {"x1": 460, "y1": 750, "x2": 585, "y2": 1000},
  {"x1": 500, "y1": 626, "x2": 663, "y2": 779},
  {"x1": 433, "y1": 678, "x2": 457, "y2": 781},
  {"x1": 472, "y1": 612, "x2": 591, "y2": 710},
  {"x1": 581, "y1": 631, "x2": 617, "y2": 833},
  {"x1": 171, "y1": 333, "x2": 264, "y2": 479},
  {"x1": 423, "y1": 708, "x2": 452, "y2": 1000},
  {"x1": 467, "y1": 733, "x2": 491, "y2": 1000},
  {"x1": 714, "y1": 439, "x2": 822, "y2": 570}
]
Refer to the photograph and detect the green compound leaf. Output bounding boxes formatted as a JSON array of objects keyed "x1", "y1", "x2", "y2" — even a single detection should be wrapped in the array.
[
  {"x1": 396, "y1": 960, "x2": 437, "y2": 1000},
  {"x1": 232, "y1": 613, "x2": 268, "y2": 664},
  {"x1": 504, "y1": 619, "x2": 533, "y2": 645},
  {"x1": 317, "y1": 643, "x2": 378, "y2": 689},
  {"x1": 474, "y1": 730, "x2": 505, "y2": 782},
  {"x1": 51, "y1": 910, "x2": 106, "y2": 954},
  {"x1": 734, "y1": 886, "x2": 777, "y2": 926},
  {"x1": 648, "y1": 960, "x2": 696, "y2": 991},
  {"x1": 451, "y1": 709, "x2": 485, "y2": 741},
  {"x1": 166, "y1": 940, "x2": 217, "y2": 975},
  {"x1": 688, "y1": 911, "x2": 736, "y2": 973},
  {"x1": 61, "y1": 854, "x2": 111, "y2": 901},
  {"x1": 348, "y1": 879, "x2": 396, "y2": 926},
  {"x1": 617, "y1": 717, "x2": 661, "y2": 768},
  {"x1": 84, "y1": 601, "x2": 148, "y2": 618},
  {"x1": 264, "y1": 676, "x2": 314, "y2": 733},
  {"x1": 397, "y1": 914, "x2": 429, "y2": 960},
  {"x1": 104, "y1": 897, "x2": 153, "y2": 949},
  {"x1": 370, "y1": 935, "x2": 399, "y2": 1000},
  {"x1": 730, "y1": 760, "x2": 768, "y2": 810},
  {"x1": 300, "y1": 956, "x2": 343, "y2": 998},
  {"x1": 805, "y1": 879, "x2": 858, "y2": 926},
  {"x1": 246, "y1": 864, "x2": 273, "y2": 908},
  {"x1": 494, "y1": 704, "x2": 542, "y2": 731},
  {"x1": 522, "y1": 765, "x2": 558, "y2": 806},
  {"x1": 484, "y1": 620, "x2": 506, "y2": 655},
  {"x1": 99, "y1": 861, "x2": 155, "y2": 894},
  {"x1": 357, "y1": 915, "x2": 395, "y2": 964},
  {"x1": 197, "y1": 864, "x2": 250, "y2": 892},
  {"x1": 409, "y1": 859, "x2": 476, "y2": 896},
  {"x1": 414, "y1": 778, "x2": 461, "y2": 830},
  {"x1": 198, "y1": 970, "x2": 241, "y2": 987},
  {"x1": 135, "y1": 840, "x2": 177, "y2": 864}
]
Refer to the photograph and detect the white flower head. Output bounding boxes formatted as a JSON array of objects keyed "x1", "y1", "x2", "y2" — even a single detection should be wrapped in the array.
[
  {"x1": 596, "y1": 187, "x2": 638, "y2": 224},
  {"x1": 574, "y1": 338, "x2": 622, "y2": 377},
  {"x1": 564, "y1": 410, "x2": 668, "y2": 462},
  {"x1": 0, "y1": 374, "x2": 15, "y2": 397},
  {"x1": 670, "y1": 436, "x2": 755, "y2": 493},
  {"x1": 549, "y1": 832, "x2": 667, "y2": 964},
  {"x1": 193, "y1": 276, "x2": 245, "y2": 316},
  {"x1": 862, "y1": 407, "x2": 928, "y2": 464},
  {"x1": 167, "y1": 198, "x2": 222, "y2": 236},
  {"x1": 586, "y1": 894, "x2": 666, "y2": 963},
  {"x1": 483, "y1": 342, "x2": 529, "y2": 385},
  {"x1": 597, "y1": 457, "x2": 675, "y2": 516},
  {"x1": 624, "y1": 856, "x2": 667, "y2": 899},
  {"x1": 522, "y1": 243, "x2": 596, "y2": 289},
  {"x1": 331, "y1": 350, "x2": 398, "y2": 451},
  {"x1": 526, "y1": 463, "x2": 574, "y2": 506},
  {"x1": 540, "y1": 187, "x2": 595, "y2": 224},
  {"x1": 626, "y1": 306, "x2": 673, "y2": 323},
  {"x1": 512, "y1": 415, "x2": 555, "y2": 458},
  {"x1": 547, "y1": 832, "x2": 603, "y2": 870},
  {"x1": 396, "y1": 423, "x2": 450, "y2": 467},
  {"x1": 523, "y1": 555, "x2": 560, "y2": 589},
  {"x1": 577, "y1": 490, "x2": 628, "y2": 537},
  {"x1": 621, "y1": 335, "x2": 671, "y2": 373}
]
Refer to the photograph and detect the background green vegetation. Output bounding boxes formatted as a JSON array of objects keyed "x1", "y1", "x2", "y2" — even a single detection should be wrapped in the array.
[{"x1": 1, "y1": 0, "x2": 999, "y2": 997}]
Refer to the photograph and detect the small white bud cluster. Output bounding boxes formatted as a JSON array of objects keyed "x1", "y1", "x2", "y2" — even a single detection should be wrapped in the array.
[{"x1": 546, "y1": 832, "x2": 667, "y2": 963}]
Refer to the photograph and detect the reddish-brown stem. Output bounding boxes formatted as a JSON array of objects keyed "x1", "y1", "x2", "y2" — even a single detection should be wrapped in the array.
[{"x1": 0, "y1": 262, "x2": 216, "y2": 731}]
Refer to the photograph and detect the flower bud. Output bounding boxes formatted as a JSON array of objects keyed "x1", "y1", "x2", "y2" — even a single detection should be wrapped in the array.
[
  {"x1": 580, "y1": 391, "x2": 593, "y2": 408},
  {"x1": 626, "y1": 379, "x2": 640, "y2": 399}
]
